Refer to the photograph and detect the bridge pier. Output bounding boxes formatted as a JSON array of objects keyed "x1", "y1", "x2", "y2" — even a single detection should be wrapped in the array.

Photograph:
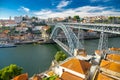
[
  {"x1": 77, "y1": 28, "x2": 84, "y2": 49},
  {"x1": 98, "y1": 32, "x2": 108, "y2": 51},
  {"x1": 98, "y1": 31, "x2": 108, "y2": 59}
]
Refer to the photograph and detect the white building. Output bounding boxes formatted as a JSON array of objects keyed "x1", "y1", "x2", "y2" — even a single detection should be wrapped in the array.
[
  {"x1": 14, "y1": 16, "x2": 23, "y2": 23},
  {"x1": 53, "y1": 57, "x2": 91, "y2": 80},
  {"x1": 15, "y1": 27, "x2": 28, "y2": 32},
  {"x1": 32, "y1": 26, "x2": 42, "y2": 31}
]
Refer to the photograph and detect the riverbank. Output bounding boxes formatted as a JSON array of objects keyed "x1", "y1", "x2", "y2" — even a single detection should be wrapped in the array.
[{"x1": 14, "y1": 39, "x2": 55, "y2": 45}]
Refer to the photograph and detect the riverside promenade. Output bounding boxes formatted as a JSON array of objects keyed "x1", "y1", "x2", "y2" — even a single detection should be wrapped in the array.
[{"x1": 14, "y1": 39, "x2": 55, "y2": 45}]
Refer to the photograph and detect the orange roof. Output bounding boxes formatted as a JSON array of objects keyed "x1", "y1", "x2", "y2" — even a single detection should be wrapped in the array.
[
  {"x1": 87, "y1": 30, "x2": 94, "y2": 32},
  {"x1": 32, "y1": 75, "x2": 42, "y2": 80},
  {"x1": 42, "y1": 26, "x2": 50, "y2": 31},
  {"x1": 95, "y1": 50, "x2": 103, "y2": 55},
  {"x1": 95, "y1": 73, "x2": 115, "y2": 80},
  {"x1": 76, "y1": 49, "x2": 87, "y2": 57},
  {"x1": 107, "y1": 54, "x2": 120, "y2": 62},
  {"x1": 3, "y1": 30, "x2": 10, "y2": 34},
  {"x1": 61, "y1": 72, "x2": 84, "y2": 80},
  {"x1": 109, "y1": 47, "x2": 120, "y2": 51},
  {"x1": 60, "y1": 58, "x2": 91, "y2": 74},
  {"x1": 13, "y1": 73, "x2": 28, "y2": 80},
  {"x1": 100, "y1": 60, "x2": 120, "y2": 73}
]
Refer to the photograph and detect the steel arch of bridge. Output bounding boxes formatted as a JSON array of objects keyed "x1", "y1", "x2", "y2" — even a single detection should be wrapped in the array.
[
  {"x1": 48, "y1": 22, "x2": 120, "y2": 56},
  {"x1": 50, "y1": 23, "x2": 84, "y2": 55}
]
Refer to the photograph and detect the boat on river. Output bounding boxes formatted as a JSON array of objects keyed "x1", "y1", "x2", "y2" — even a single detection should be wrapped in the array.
[{"x1": 0, "y1": 41, "x2": 16, "y2": 48}]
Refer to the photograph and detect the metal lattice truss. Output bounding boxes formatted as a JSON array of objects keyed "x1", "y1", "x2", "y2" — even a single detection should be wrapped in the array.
[
  {"x1": 50, "y1": 23, "x2": 84, "y2": 56},
  {"x1": 49, "y1": 22, "x2": 120, "y2": 55},
  {"x1": 48, "y1": 23, "x2": 120, "y2": 34},
  {"x1": 63, "y1": 23, "x2": 120, "y2": 34},
  {"x1": 98, "y1": 32, "x2": 108, "y2": 50}
]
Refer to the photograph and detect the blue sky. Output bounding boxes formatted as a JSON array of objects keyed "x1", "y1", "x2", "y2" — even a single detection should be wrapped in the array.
[{"x1": 0, "y1": 0, "x2": 120, "y2": 19}]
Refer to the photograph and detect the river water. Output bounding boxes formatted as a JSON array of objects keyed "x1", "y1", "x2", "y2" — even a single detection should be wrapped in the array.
[
  {"x1": 0, "y1": 44, "x2": 59, "y2": 77},
  {"x1": 0, "y1": 37, "x2": 120, "y2": 77}
]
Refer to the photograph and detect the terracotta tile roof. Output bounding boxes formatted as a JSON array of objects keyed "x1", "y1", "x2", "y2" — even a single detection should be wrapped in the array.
[
  {"x1": 42, "y1": 26, "x2": 50, "y2": 31},
  {"x1": 32, "y1": 75, "x2": 42, "y2": 80},
  {"x1": 95, "y1": 50, "x2": 102, "y2": 55},
  {"x1": 13, "y1": 73, "x2": 28, "y2": 80},
  {"x1": 0, "y1": 20, "x2": 16, "y2": 26},
  {"x1": 107, "y1": 54, "x2": 120, "y2": 62},
  {"x1": 95, "y1": 73, "x2": 115, "y2": 80},
  {"x1": 61, "y1": 72, "x2": 84, "y2": 80},
  {"x1": 0, "y1": 33, "x2": 7, "y2": 38},
  {"x1": 100, "y1": 60, "x2": 120, "y2": 73},
  {"x1": 88, "y1": 30, "x2": 94, "y2": 32},
  {"x1": 75, "y1": 49, "x2": 87, "y2": 57},
  {"x1": 60, "y1": 58, "x2": 91, "y2": 74},
  {"x1": 3, "y1": 30, "x2": 10, "y2": 34},
  {"x1": 109, "y1": 47, "x2": 120, "y2": 51}
]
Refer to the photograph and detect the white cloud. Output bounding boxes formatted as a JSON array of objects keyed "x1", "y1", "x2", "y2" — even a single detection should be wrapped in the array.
[
  {"x1": 57, "y1": 0, "x2": 72, "y2": 9},
  {"x1": 33, "y1": 6, "x2": 120, "y2": 19},
  {"x1": 18, "y1": 6, "x2": 30, "y2": 13},
  {"x1": 90, "y1": 0, "x2": 110, "y2": 2},
  {"x1": 34, "y1": 9, "x2": 52, "y2": 15},
  {"x1": 74, "y1": 6, "x2": 105, "y2": 12}
]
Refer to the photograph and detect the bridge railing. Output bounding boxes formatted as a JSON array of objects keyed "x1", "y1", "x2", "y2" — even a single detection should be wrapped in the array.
[
  {"x1": 47, "y1": 22, "x2": 120, "y2": 27},
  {"x1": 61, "y1": 23, "x2": 120, "y2": 34}
]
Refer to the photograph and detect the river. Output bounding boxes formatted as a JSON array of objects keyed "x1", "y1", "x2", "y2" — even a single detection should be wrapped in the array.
[
  {"x1": 0, "y1": 44, "x2": 59, "y2": 77},
  {"x1": 0, "y1": 37, "x2": 120, "y2": 77}
]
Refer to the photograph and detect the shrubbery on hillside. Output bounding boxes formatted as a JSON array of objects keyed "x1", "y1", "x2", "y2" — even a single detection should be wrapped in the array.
[{"x1": 0, "y1": 64, "x2": 23, "y2": 80}]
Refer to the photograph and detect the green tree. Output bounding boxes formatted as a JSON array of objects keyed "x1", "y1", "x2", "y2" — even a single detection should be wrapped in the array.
[
  {"x1": 68, "y1": 16, "x2": 72, "y2": 20},
  {"x1": 73, "y1": 15, "x2": 80, "y2": 22},
  {"x1": 54, "y1": 51, "x2": 67, "y2": 62},
  {"x1": 31, "y1": 16, "x2": 38, "y2": 20},
  {"x1": 26, "y1": 27, "x2": 33, "y2": 33},
  {"x1": 42, "y1": 75, "x2": 58, "y2": 80},
  {"x1": 108, "y1": 16, "x2": 116, "y2": 23},
  {"x1": 22, "y1": 17, "x2": 27, "y2": 21},
  {"x1": 0, "y1": 64, "x2": 23, "y2": 80}
]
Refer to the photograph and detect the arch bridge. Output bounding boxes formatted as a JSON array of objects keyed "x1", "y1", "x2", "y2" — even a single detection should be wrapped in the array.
[{"x1": 49, "y1": 22, "x2": 120, "y2": 56}]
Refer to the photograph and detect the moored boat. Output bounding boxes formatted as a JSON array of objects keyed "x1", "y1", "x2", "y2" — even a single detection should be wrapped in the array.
[{"x1": 0, "y1": 41, "x2": 16, "y2": 48}]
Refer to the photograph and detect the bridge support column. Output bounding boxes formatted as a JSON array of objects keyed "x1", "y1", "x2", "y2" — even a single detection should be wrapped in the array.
[
  {"x1": 77, "y1": 28, "x2": 84, "y2": 48},
  {"x1": 98, "y1": 32, "x2": 108, "y2": 50},
  {"x1": 77, "y1": 28, "x2": 84, "y2": 49},
  {"x1": 98, "y1": 31, "x2": 108, "y2": 59}
]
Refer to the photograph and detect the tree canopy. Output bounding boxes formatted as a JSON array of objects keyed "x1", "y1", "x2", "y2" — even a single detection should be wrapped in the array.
[
  {"x1": 32, "y1": 16, "x2": 38, "y2": 20},
  {"x1": 54, "y1": 51, "x2": 67, "y2": 62},
  {"x1": 73, "y1": 15, "x2": 80, "y2": 21},
  {"x1": 0, "y1": 64, "x2": 23, "y2": 80},
  {"x1": 42, "y1": 75, "x2": 58, "y2": 80}
]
